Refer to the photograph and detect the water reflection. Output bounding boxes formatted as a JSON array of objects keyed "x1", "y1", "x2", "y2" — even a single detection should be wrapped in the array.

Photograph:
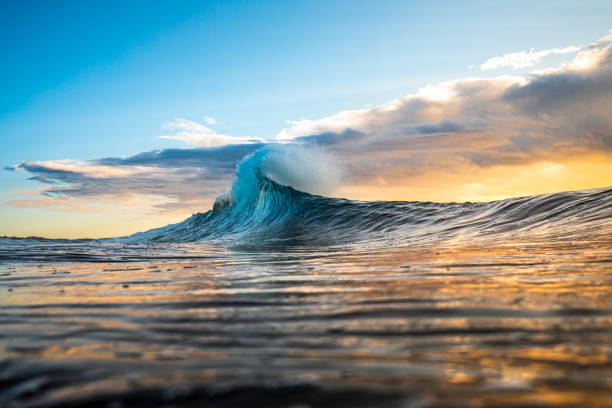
[{"x1": 0, "y1": 238, "x2": 610, "y2": 407}]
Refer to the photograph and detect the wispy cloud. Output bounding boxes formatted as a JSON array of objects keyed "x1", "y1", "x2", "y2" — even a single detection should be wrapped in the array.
[
  {"x1": 203, "y1": 116, "x2": 217, "y2": 125},
  {"x1": 8, "y1": 144, "x2": 263, "y2": 216},
  {"x1": 478, "y1": 30, "x2": 612, "y2": 71},
  {"x1": 160, "y1": 118, "x2": 263, "y2": 147},
  {"x1": 479, "y1": 46, "x2": 580, "y2": 71}
]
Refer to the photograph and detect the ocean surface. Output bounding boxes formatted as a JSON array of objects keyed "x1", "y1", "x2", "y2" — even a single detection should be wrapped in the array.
[{"x1": 1, "y1": 146, "x2": 611, "y2": 407}]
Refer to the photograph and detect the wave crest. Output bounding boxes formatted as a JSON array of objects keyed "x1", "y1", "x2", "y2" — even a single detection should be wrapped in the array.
[
  {"x1": 224, "y1": 144, "x2": 344, "y2": 209},
  {"x1": 114, "y1": 145, "x2": 612, "y2": 247}
]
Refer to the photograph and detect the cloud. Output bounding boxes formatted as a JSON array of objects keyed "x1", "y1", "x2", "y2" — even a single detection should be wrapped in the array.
[
  {"x1": 203, "y1": 116, "x2": 217, "y2": 125},
  {"x1": 6, "y1": 31, "x2": 612, "y2": 219},
  {"x1": 9, "y1": 144, "x2": 263, "y2": 215},
  {"x1": 159, "y1": 118, "x2": 263, "y2": 147},
  {"x1": 275, "y1": 31, "x2": 612, "y2": 186},
  {"x1": 479, "y1": 30, "x2": 612, "y2": 71},
  {"x1": 293, "y1": 128, "x2": 366, "y2": 146},
  {"x1": 94, "y1": 143, "x2": 263, "y2": 169},
  {"x1": 479, "y1": 46, "x2": 580, "y2": 70}
]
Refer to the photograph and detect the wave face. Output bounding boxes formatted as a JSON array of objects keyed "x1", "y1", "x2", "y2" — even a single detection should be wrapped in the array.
[{"x1": 118, "y1": 145, "x2": 612, "y2": 246}]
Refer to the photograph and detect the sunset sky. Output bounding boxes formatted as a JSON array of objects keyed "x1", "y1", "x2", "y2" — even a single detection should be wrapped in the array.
[{"x1": 1, "y1": 0, "x2": 611, "y2": 238}]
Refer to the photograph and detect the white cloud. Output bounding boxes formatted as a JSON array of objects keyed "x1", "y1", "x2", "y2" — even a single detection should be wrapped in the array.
[
  {"x1": 417, "y1": 83, "x2": 456, "y2": 101},
  {"x1": 479, "y1": 30, "x2": 612, "y2": 71},
  {"x1": 159, "y1": 118, "x2": 262, "y2": 147},
  {"x1": 479, "y1": 46, "x2": 580, "y2": 71}
]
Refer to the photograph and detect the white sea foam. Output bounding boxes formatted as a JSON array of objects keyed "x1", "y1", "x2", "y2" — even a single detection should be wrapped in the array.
[
  {"x1": 258, "y1": 144, "x2": 344, "y2": 197},
  {"x1": 228, "y1": 144, "x2": 344, "y2": 207}
]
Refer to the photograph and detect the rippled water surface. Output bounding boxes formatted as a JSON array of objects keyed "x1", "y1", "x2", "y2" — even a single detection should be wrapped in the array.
[{"x1": 1, "y1": 235, "x2": 611, "y2": 407}]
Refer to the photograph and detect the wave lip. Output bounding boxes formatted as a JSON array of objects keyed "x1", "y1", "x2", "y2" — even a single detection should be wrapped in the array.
[{"x1": 115, "y1": 146, "x2": 612, "y2": 246}]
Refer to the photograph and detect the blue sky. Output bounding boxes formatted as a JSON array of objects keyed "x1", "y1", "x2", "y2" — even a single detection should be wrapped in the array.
[
  {"x1": 2, "y1": 0, "x2": 612, "y2": 237},
  {"x1": 2, "y1": 0, "x2": 610, "y2": 159}
]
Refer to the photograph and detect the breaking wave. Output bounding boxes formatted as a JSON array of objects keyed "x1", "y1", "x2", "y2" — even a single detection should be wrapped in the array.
[{"x1": 115, "y1": 145, "x2": 612, "y2": 246}]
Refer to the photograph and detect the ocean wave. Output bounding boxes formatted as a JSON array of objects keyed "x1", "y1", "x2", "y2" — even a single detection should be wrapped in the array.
[{"x1": 113, "y1": 145, "x2": 612, "y2": 246}]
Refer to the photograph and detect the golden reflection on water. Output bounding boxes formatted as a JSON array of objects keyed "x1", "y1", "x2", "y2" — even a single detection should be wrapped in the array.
[{"x1": 0, "y1": 238, "x2": 610, "y2": 407}]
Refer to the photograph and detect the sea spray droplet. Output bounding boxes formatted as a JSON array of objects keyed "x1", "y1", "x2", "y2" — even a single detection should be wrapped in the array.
[
  {"x1": 257, "y1": 144, "x2": 345, "y2": 197},
  {"x1": 227, "y1": 144, "x2": 345, "y2": 209}
]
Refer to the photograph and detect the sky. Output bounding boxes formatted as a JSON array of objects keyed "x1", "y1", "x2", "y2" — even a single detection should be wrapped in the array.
[{"x1": 1, "y1": 0, "x2": 612, "y2": 238}]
